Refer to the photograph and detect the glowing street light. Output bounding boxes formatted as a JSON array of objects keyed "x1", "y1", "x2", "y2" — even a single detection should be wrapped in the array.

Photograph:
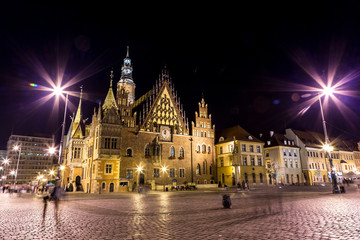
[
  {"x1": 318, "y1": 87, "x2": 340, "y2": 194},
  {"x1": 51, "y1": 86, "x2": 69, "y2": 183}
]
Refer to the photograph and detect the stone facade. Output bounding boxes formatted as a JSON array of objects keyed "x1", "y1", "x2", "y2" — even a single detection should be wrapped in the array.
[{"x1": 61, "y1": 48, "x2": 215, "y2": 193}]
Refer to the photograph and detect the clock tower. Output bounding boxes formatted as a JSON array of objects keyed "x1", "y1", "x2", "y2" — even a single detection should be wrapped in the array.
[{"x1": 117, "y1": 46, "x2": 136, "y2": 105}]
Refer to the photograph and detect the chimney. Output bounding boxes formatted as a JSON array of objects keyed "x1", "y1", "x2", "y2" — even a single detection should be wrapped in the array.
[{"x1": 270, "y1": 131, "x2": 274, "y2": 137}]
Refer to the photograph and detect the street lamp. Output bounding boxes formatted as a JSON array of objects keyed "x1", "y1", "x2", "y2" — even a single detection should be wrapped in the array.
[
  {"x1": 12, "y1": 145, "x2": 21, "y2": 192},
  {"x1": 161, "y1": 166, "x2": 167, "y2": 191},
  {"x1": 318, "y1": 90, "x2": 340, "y2": 194},
  {"x1": 53, "y1": 87, "x2": 69, "y2": 183}
]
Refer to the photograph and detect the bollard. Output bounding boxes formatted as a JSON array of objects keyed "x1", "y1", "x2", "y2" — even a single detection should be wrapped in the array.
[{"x1": 222, "y1": 194, "x2": 231, "y2": 208}]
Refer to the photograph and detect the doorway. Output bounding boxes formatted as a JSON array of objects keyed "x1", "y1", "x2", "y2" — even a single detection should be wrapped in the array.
[{"x1": 110, "y1": 183, "x2": 114, "y2": 192}]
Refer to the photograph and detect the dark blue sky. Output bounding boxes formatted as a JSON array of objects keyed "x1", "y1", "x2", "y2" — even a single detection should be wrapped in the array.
[{"x1": 1, "y1": 1, "x2": 360, "y2": 149}]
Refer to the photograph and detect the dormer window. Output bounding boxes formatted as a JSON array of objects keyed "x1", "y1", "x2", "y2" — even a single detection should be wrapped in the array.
[
  {"x1": 248, "y1": 136, "x2": 253, "y2": 140},
  {"x1": 267, "y1": 141, "x2": 271, "y2": 146},
  {"x1": 284, "y1": 140, "x2": 287, "y2": 145},
  {"x1": 219, "y1": 137, "x2": 224, "y2": 142}
]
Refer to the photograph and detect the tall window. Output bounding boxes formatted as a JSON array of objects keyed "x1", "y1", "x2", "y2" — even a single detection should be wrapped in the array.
[
  {"x1": 289, "y1": 159, "x2": 293, "y2": 168},
  {"x1": 154, "y1": 168, "x2": 160, "y2": 178},
  {"x1": 105, "y1": 164, "x2": 112, "y2": 174},
  {"x1": 242, "y1": 144, "x2": 246, "y2": 151},
  {"x1": 196, "y1": 164, "x2": 201, "y2": 175},
  {"x1": 111, "y1": 138, "x2": 117, "y2": 149},
  {"x1": 197, "y1": 145, "x2": 201, "y2": 152},
  {"x1": 284, "y1": 159, "x2": 288, "y2": 168},
  {"x1": 154, "y1": 145, "x2": 160, "y2": 156},
  {"x1": 251, "y1": 157, "x2": 255, "y2": 166},
  {"x1": 179, "y1": 147, "x2": 184, "y2": 158},
  {"x1": 203, "y1": 161, "x2": 207, "y2": 174},
  {"x1": 209, "y1": 165, "x2": 213, "y2": 175},
  {"x1": 295, "y1": 160, "x2": 298, "y2": 168},
  {"x1": 219, "y1": 146, "x2": 223, "y2": 154},
  {"x1": 169, "y1": 168, "x2": 175, "y2": 177},
  {"x1": 105, "y1": 138, "x2": 111, "y2": 149},
  {"x1": 243, "y1": 157, "x2": 247, "y2": 166},
  {"x1": 145, "y1": 145, "x2": 150, "y2": 157},
  {"x1": 220, "y1": 158, "x2": 224, "y2": 167},
  {"x1": 170, "y1": 146, "x2": 175, "y2": 158},
  {"x1": 250, "y1": 145, "x2": 254, "y2": 152},
  {"x1": 126, "y1": 169, "x2": 133, "y2": 179},
  {"x1": 179, "y1": 168, "x2": 185, "y2": 178},
  {"x1": 202, "y1": 144, "x2": 206, "y2": 153},
  {"x1": 259, "y1": 173, "x2": 263, "y2": 183},
  {"x1": 257, "y1": 146, "x2": 261, "y2": 153},
  {"x1": 257, "y1": 158, "x2": 262, "y2": 166},
  {"x1": 208, "y1": 146, "x2": 211, "y2": 153},
  {"x1": 73, "y1": 147, "x2": 81, "y2": 159},
  {"x1": 252, "y1": 173, "x2": 256, "y2": 183}
]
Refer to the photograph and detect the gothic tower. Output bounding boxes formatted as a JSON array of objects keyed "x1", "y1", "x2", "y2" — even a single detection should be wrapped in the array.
[{"x1": 117, "y1": 46, "x2": 135, "y2": 105}]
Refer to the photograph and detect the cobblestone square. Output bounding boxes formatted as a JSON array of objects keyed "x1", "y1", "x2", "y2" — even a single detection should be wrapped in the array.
[{"x1": 1, "y1": 186, "x2": 360, "y2": 239}]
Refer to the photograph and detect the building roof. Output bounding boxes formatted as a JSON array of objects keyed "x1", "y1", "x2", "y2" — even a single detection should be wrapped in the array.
[
  {"x1": 217, "y1": 125, "x2": 263, "y2": 144},
  {"x1": 260, "y1": 131, "x2": 299, "y2": 148},
  {"x1": 290, "y1": 129, "x2": 359, "y2": 152}
]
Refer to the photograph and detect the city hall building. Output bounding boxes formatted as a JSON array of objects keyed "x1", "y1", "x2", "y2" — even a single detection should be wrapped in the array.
[{"x1": 61, "y1": 47, "x2": 216, "y2": 193}]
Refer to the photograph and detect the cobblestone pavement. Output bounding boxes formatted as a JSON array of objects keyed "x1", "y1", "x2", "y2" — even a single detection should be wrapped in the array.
[{"x1": 1, "y1": 185, "x2": 360, "y2": 240}]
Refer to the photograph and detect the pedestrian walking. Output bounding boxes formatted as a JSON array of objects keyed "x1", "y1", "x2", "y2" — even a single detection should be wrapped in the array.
[
  {"x1": 242, "y1": 180, "x2": 245, "y2": 190},
  {"x1": 246, "y1": 180, "x2": 249, "y2": 190}
]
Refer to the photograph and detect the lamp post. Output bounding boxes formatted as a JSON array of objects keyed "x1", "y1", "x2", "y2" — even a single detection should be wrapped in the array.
[
  {"x1": 12, "y1": 145, "x2": 21, "y2": 192},
  {"x1": 318, "y1": 93, "x2": 339, "y2": 194},
  {"x1": 161, "y1": 166, "x2": 167, "y2": 191},
  {"x1": 57, "y1": 92, "x2": 68, "y2": 182},
  {"x1": 189, "y1": 138, "x2": 193, "y2": 183}
]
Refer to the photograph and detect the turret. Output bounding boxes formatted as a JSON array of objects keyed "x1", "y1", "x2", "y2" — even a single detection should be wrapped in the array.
[{"x1": 117, "y1": 46, "x2": 136, "y2": 104}]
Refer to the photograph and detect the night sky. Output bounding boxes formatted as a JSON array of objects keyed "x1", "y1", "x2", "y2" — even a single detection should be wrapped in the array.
[{"x1": 1, "y1": 1, "x2": 360, "y2": 149}]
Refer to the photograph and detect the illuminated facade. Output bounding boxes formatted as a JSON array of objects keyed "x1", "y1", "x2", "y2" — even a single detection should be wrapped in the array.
[
  {"x1": 216, "y1": 125, "x2": 266, "y2": 187},
  {"x1": 285, "y1": 129, "x2": 358, "y2": 185},
  {"x1": 5, "y1": 135, "x2": 55, "y2": 185},
  {"x1": 260, "y1": 131, "x2": 302, "y2": 185},
  {"x1": 62, "y1": 47, "x2": 215, "y2": 193}
]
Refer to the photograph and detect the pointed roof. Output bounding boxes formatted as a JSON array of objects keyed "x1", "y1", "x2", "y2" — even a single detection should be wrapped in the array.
[
  {"x1": 217, "y1": 125, "x2": 263, "y2": 144},
  {"x1": 133, "y1": 67, "x2": 187, "y2": 134},
  {"x1": 71, "y1": 86, "x2": 86, "y2": 138},
  {"x1": 260, "y1": 131, "x2": 299, "y2": 148},
  {"x1": 74, "y1": 86, "x2": 83, "y2": 124},
  {"x1": 102, "y1": 69, "x2": 118, "y2": 112}
]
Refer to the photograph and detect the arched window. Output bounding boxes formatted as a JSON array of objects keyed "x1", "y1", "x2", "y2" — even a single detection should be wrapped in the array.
[
  {"x1": 203, "y1": 161, "x2": 207, "y2": 174},
  {"x1": 209, "y1": 165, "x2": 213, "y2": 175},
  {"x1": 207, "y1": 146, "x2": 211, "y2": 153},
  {"x1": 145, "y1": 144, "x2": 150, "y2": 157},
  {"x1": 197, "y1": 145, "x2": 200, "y2": 152},
  {"x1": 179, "y1": 147, "x2": 184, "y2": 158},
  {"x1": 202, "y1": 144, "x2": 206, "y2": 153},
  {"x1": 153, "y1": 145, "x2": 160, "y2": 156},
  {"x1": 126, "y1": 148, "x2": 133, "y2": 157},
  {"x1": 252, "y1": 173, "x2": 256, "y2": 183},
  {"x1": 196, "y1": 164, "x2": 201, "y2": 175},
  {"x1": 259, "y1": 173, "x2": 263, "y2": 183},
  {"x1": 102, "y1": 182, "x2": 106, "y2": 189},
  {"x1": 170, "y1": 146, "x2": 175, "y2": 158}
]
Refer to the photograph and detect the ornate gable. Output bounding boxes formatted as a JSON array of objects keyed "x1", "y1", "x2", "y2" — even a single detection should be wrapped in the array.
[{"x1": 141, "y1": 81, "x2": 186, "y2": 135}]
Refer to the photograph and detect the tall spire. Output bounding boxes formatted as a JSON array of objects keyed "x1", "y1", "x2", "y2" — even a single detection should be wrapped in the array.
[
  {"x1": 117, "y1": 45, "x2": 136, "y2": 104},
  {"x1": 110, "y1": 68, "x2": 114, "y2": 88},
  {"x1": 103, "y1": 69, "x2": 118, "y2": 112},
  {"x1": 74, "y1": 85, "x2": 83, "y2": 123}
]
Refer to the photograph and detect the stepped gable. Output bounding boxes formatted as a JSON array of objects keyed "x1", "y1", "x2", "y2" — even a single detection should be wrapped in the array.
[{"x1": 132, "y1": 66, "x2": 189, "y2": 135}]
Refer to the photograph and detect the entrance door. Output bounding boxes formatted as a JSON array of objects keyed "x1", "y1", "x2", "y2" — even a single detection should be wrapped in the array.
[
  {"x1": 75, "y1": 176, "x2": 81, "y2": 191},
  {"x1": 110, "y1": 183, "x2": 114, "y2": 192},
  {"x1": 139, "y1": 173, "x2": 145, "y2": 185}
]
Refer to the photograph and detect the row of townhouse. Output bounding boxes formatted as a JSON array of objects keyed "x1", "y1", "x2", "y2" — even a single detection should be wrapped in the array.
[{"x1": 216, "y1": 126, "x2": 360, "y2": 187}]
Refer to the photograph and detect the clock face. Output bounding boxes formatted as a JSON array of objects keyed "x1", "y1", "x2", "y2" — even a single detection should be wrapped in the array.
[
  {"x1": 162, "y1": 129, "x2": 170, "y2": 139},
  {"x1": 160, "y1": 126, "x2": 171, "y2": 141}
]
